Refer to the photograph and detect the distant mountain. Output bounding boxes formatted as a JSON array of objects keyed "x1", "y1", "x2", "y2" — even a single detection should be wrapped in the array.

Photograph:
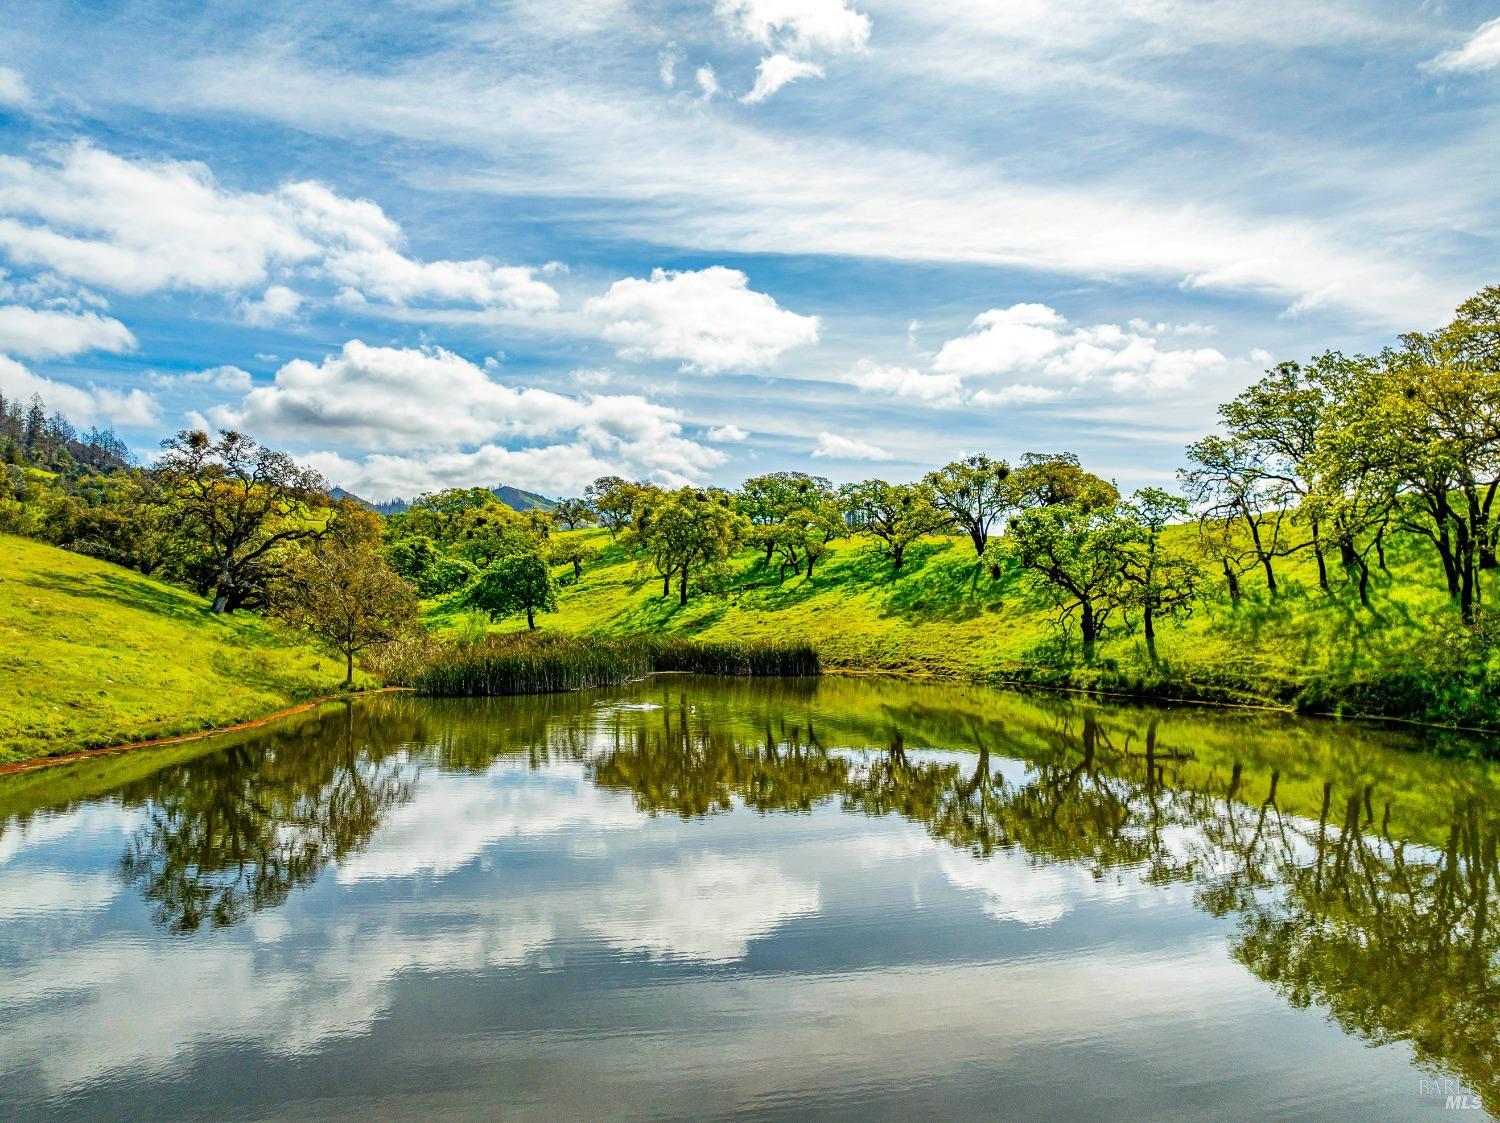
[
  {"x1": 491, "y1": 485, "x2": 558, "y2": 512},
  {"x1": 329, "y1": 484, "x2": 558, "y2": 516},
  {"x1": 328, "y1": 486, "x2": 372, "y2": 506}
]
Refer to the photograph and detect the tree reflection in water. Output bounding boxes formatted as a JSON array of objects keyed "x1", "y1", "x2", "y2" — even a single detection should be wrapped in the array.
[
  {"x1": 575, "y1": 688, "x2": 1500, "y2": 1112},
  {"x1": 116, "y1": 702, "x2": 425, "y2": 932},
  {"x1": 14, "y1": 679, "x2": 1492, "y2": 1109}
]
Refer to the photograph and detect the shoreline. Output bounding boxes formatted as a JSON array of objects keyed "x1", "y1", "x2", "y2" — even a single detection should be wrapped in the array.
[
  {"x1": 0, "y1": 687, "x2": 409, "y2": 777},
  {"x1": 5, "y1": 663, "x2": 1496, "y2": 777}
]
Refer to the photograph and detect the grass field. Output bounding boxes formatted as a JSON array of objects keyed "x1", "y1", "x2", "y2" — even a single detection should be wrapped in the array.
[
  {"x1": 0, "y1": 534, "x2": 369, "y2": 764},
  {"x1": 429, "y1": 522, "x2": 1500, "y2": 727}
]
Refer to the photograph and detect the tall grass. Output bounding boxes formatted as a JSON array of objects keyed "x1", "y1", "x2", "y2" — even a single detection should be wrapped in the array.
[{"x1": 401, "y1": 631, "x2": 819, "y2": 696}]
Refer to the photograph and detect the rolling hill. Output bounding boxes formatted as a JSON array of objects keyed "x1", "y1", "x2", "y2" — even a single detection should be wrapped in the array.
[{"x1": 0, "y1": 535, "x2": 367, "y2": 764}]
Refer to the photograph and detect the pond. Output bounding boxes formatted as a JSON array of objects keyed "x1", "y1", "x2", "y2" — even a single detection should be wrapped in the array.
[{"x1": 1, "y1": 676, "x2": 1496, "y2": 1120}]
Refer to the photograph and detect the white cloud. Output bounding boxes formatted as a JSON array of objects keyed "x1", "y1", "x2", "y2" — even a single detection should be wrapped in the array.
[
  {"x1": 214, "y1": 340, "x2": 725, "y2": 496},
  {"x1": 933, "y1": 303, "x2": 1226, "y2": 393},
  {"x1": 182, "y1": 364, "x2": 254, "y2": 391},
  {"x1": 719, "y1": 0, "x2": 871, "y2": 56},
  {"x1": 0, "y1": 306, "x2": 135, "y2": 359},
  {"x1": 707, "y1": 423, "x2": 748, "y2": 442},
  {"x1": 0, "y1": 143, "x2": 557, "y2": 313},
  {"x1": 969, "y1": 384, "x2": 1063, "y2": 407},
  {"x1": 0, "y1": 354, "x2": 159, "y2": 429},
  {"x1": 570, "y1": 366, "x2": 613, "y2": 387},
  {"x1": 659, "y1": 45, "x2": 680, "y2": 88},
  {"x1": 811, "y1": 430, "x2": 890, "y2": 460},
  {"x1": 0, "y1": 67, "x2": 31, "y2": 108},
  {"x1": 0, "y1": 143, "x2": 316, "y2": 296},
  {"x1": 696, "y1": 65, "x2": 721, "y2": 98},
  {"x1": 743, "y1": 54, "x2": 826, "y2": 102},
  {"x1": 304, "y1": 434, "x2": 723, "y2": 499},
  {"x1": 240, "y1": 284, "x2": 303, "y2": 327},
  {"x1": 585, "y1": 266, "x2": 818, "y2": 372},
  {"x1": 220, "y1": 340, "x2": 693, "y2": 450},
  {"x1": 165, "y1": 55, "x2": 1458, "y2": 325},
  {"x1": 1424, "y1": 17, "x2": 1500, "y2": 74},
  {"x1": 843, "y1": 359, "x2": 963, "y2": 406}
]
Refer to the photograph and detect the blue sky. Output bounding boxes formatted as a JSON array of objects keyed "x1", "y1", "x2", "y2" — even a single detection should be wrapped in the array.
[{"x1": 1, "y1": 0, "x2": 1497, "y2": 500}]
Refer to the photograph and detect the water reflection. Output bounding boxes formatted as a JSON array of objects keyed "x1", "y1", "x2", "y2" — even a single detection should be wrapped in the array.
[
  {"x1": 118, "y1": 704, "x2": 423, "y2": 931},
  {"x1": 1, "y1": 677, "x2": 1496, "y2": 1118}
]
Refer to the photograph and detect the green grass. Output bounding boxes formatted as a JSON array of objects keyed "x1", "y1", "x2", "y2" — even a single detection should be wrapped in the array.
[
  {"x1": 0, "y1": 534, "x2": 371, "y2": 764},
  {"x1": 425, "y1": 524, "x2": 1500, "y2": 728}
]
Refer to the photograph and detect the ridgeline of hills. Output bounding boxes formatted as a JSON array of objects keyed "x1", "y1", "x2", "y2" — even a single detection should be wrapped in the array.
[{"x1": 329, "y1": 484, "x2": 558, "y2": 515}]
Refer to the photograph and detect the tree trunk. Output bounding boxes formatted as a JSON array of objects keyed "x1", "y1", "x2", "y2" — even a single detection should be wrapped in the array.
[
  {"x1": 805, "y1": 553, "x2": 815, "y2": 577},
  {"x1": 1312, "y1": 529, "x2": 1329, "y2": 592},
  {"x1": 1143, "y1": 603, "x2": 1157, "y2": 664},
  {"x1": 892, "y1": 543, "x2": 904, "y2": 570},
  {"x1": 662, "y1": 570, "x2": 671, "y2": 598},
  {"x1": 527, "y1": 606, "x2": 536, "y2": 630},
  {"x1": 1080, "y1": 600, "x2": 1096, "y2": 662},
  {"x1": 679, "y1": 567, "x2": 688, "y2": 606},
  {"x1": 1223, "y1": 560, "x2": 1241, "y2": 603},
  {"x1": 345, "y1": 650, "x2": 354, "y2": 688},
  {"x1": 572, "y1": 558, "x2": 582, "y2": 579},
  {"x1": 969, "y1": 527, "x2": 986, "y2": 557}
]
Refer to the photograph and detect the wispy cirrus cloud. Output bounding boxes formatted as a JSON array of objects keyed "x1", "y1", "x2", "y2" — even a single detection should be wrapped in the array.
[{"x1": 1424, "y1": 17, "x2": 1500, "y2": 74}]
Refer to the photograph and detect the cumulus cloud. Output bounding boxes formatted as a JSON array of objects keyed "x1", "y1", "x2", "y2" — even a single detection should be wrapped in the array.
[
  {"x1": 0, "y1": 67, "x2": 31, "y2": 109},
  {"x1": 210, "y1": 340, "x2": 723, "y2": 497},
  {"x1": 706, "y1": 423, "x2": 748, "y2": 442},
  {"x1": 932, "y1": 303, "x2": 1226, "y2": 393},
  {"x1": 0, "y1": 306, "x2": 135, "y2": 359},
  {"x1": 220, "y1": 341, "x2": 689, "y2": 449},
  {"x1": 585, "y1": 266, "x2": 818, "y2": 372},
  {"x1": 0, "y1": 143, "x2": 557, "y2": 313},
  {"x1": 811, "y1": 430, "x2": 889, "y2": 460},
  {"x1": 0, "y1": 354, "x2": 158, "y2": 429},
  {"x1": 842, "y1": 359, "x2": 963, "y2": 406},
  {"x1": 1424, "y1": 17, "x2": 1500, "y2": 74},
  {"x1": 240, "y1": 284, "x2": 303, "y2": 327},
  {"x1": 696, "y1": 65, "x2": 721, "y2": 98},
  {"x1": 719, "y1": 0, "x2": 871, "y2": 56},
  {"x1": 303, "y1": 436, "x2": 722, "y2": 500},
  {"x1": 743, "y1": 54, "x2": 826, "y2": 102}
]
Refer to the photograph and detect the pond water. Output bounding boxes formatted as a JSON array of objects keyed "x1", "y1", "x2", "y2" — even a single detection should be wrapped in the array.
[{"x1": 1, "y1": 676, "x2": 1496, "y2": 1121}]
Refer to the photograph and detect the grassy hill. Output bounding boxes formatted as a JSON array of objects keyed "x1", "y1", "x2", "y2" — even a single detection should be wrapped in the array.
[
  {"x1": 431, "y1": 522, "x2": 1500, "y2": 727},
  {"x1": 0, "y1": 535, "x2": 368, "y2": 764}
]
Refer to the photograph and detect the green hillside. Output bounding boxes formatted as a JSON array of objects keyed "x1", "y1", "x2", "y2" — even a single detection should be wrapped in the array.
[
  {"x1": 433, "y1": 522, "x2": 1500, "y2": 726},
  {"x1": 0, "y1": 535, "x2": 369, "y2": 764}
]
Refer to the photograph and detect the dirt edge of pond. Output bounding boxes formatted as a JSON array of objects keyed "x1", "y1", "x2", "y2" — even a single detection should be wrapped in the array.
[{"x1": 0, "y1": 687, "x2": 412, "y2": 777}]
